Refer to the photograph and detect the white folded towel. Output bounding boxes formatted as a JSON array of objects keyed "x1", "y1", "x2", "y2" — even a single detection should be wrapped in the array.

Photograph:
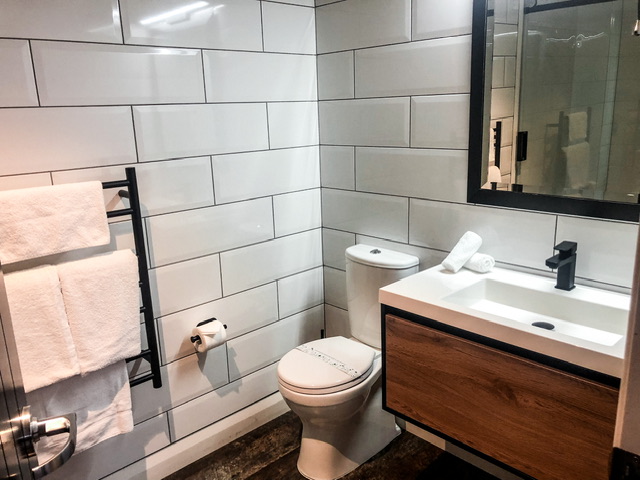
[
  {"x1": 4, "y1": 266, "x2": 80, "y2": 393},
  {"x1": 567, "y1": 111, "x2": 588, "y2": 143},
  {"x1": 27, "y1": 361, "x2": 133, "y2": 461},
  {"x1": 464, "y1": 253, "x2": 495, "y2": 273},
  {"x1": 0, "y1": 181, "x2": 110, "y2": 264},
  {"x1": 442, "y1": 231, "x2": 482, "y2": 273},
  {"x1": 57, "y1": 249, "x2": 141, "y2": 375},
  {"x1": 562, "y1": 142, "x2": 591, "y2": 189}
]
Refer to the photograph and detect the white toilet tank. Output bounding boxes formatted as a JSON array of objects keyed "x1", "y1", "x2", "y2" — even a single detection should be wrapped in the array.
[{"x1": 346, "y1": 245, "x2": 419, "y2": 349}]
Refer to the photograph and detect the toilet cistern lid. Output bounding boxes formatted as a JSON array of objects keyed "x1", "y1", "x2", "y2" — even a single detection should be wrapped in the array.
[
  {"x1": 277, "y1": 337, "x2": 375, "y2": 394},
  {"x1": 346, "y1": 244, "x2": 419, "y2": 269}
]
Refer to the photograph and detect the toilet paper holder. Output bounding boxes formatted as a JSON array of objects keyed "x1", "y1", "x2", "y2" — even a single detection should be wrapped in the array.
[{"x1": 190, "y1": 318, "x2": 227, "y2": 345}]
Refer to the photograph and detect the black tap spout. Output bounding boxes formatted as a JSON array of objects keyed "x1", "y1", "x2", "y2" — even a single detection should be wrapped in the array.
[{"x1": 545, "y1": 241, "x2": 577, "y2": 291}]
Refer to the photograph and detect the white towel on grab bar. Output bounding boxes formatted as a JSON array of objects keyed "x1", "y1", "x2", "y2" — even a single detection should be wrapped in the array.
[
  {"x1": 57, "y1": 249, "x2": 141, "y2": 375},
  {"x1": 28, "y1": 361, "x2": 133, "y2": 460},
  {"x1": 4, "y1": 265, "x2": 80, "y2": 393},
  {"x1": 0, "y1": 181, "x2": 110, "y2": 264}
]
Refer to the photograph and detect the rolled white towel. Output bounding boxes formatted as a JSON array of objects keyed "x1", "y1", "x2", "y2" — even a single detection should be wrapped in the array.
[
  {"x1": 441, "y1": 231, "x2": 482, "y2": 273},
  {"x1": 464, "y1": 253, "x2": 495, "y2": 273}
]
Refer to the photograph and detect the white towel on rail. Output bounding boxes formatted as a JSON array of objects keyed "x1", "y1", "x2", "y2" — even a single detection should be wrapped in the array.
[
  {"x1": 27, "y1": 361, "x2": 133, "y2": 460},
  {"x1": 4, "y1": 266, "x2": 80, "y2": 393},
  {"x1": 57, "y1": 249, "x2": 141, "y2": 375},
  {"x1": 562, "y1": 142, "x2": 591, "y2": 190},
  {"x1": 0, "y1": 181, "x2": 110, "y2": 264},
  {"x1": 567, "y1": 111, "x2": 588, "y2": 143}
]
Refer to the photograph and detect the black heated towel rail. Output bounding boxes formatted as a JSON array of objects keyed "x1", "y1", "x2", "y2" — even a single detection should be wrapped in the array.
[{"x1": 102, "y1": 167, "x2": 162, "y2": 389}]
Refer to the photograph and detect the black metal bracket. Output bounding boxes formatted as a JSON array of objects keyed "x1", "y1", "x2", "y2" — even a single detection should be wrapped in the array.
[{"x1": 611, "y1": 448, "x2": 640, "y2": 479}]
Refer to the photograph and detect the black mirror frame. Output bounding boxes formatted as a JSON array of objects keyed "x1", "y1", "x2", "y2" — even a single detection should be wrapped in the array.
[{"x1": 467, "y1": 0, "x2": 639, "y2": 222}]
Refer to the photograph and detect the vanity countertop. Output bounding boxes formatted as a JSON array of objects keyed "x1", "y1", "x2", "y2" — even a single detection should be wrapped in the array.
[{"x1": 379, "y1": 265, "x2": 630, "y2": 378}]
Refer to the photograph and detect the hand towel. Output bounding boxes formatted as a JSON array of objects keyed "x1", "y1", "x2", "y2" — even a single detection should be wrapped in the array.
[
  {"x1": 442, "y1": 232, "x2": 482, "y2": 273},
  {"x1": 4, "y1": 266, "x2": 80, "y2": 393},
  {"x1": 464, "y1": 253, "x2": 495, "y2": 273},
  {"x1": 27, "y1": 361, "x2": 133, "y2": 461},
  {"x1": 0, "y1": 181, "x2": 110, "y2": 264},
  {"x1": 57, "y1": 249, "x2": 141, "y2": 375},
  {"x1": 567, "y1": 111, "x2": 588, "y2": 143},
  {"x1": 562, "y1": 142, "x2": 590, "y2": 189}
]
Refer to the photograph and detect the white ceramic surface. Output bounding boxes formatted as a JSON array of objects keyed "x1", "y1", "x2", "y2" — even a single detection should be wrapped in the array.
[
  {"x1": 410, "y1": 94, "x2": 470, "y2": 149},
  {"x1": 355, "y1": 37, "x2": 471, "y2": 98},
  {"x1": 262, "y1": 2, "x2": 316, "y2": 54},
  {"x1": 317, "y1": 51, "x2": 355, "y2": 100},
  {"x1": 319, "y1": 98, "x2": 410, "y2": 147},
  {"x1": 380, "y1": 266, "x2": 631, "y2": 376},
  {"x1": 0, "y1": 39, "x2": 38, "y2": 107},
  {"x1": 213, "y1": 146, "x2": 320, "y2": 204},
  {"x1": 412, "y1": 0, "x2": 473, "y2": 41},
  {"x1": 273, "y1": 189, "x2": 322, "y2": 237},
  {"x1": 267, "y1": 102, "x2": 319, "y2": 149},
  {"x1": 277, "y1": 267, "x2": 324, "y2": 318},
  {"x1": 320, "y1": 146, "x2": 355, "y2": 190},
  {"x1": 322, "y1": 229, "x2": 356, "y2": 270}
]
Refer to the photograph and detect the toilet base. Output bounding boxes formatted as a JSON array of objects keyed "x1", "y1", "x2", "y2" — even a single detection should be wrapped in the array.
[{"x1": 295, "y1": 382, "x2": 400, "y2": 480}]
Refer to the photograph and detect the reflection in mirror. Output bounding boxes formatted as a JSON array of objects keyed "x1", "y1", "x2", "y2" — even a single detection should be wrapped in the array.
[{"x1": 469, "y1": 0, "x2": 640, "y2": 221}]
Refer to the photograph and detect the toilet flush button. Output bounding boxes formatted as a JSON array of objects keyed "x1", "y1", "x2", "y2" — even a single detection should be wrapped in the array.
[{"x1": 370, "y1": 249, "x2": 381, "y2": 254}]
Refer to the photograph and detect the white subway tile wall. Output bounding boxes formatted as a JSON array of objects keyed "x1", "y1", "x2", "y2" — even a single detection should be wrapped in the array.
[
  {"x1": 1, "y1": 0, "x2": 636, "y2": 478},
  {"x1": 0, "y1": 4, "x2": 322, "y2": 478}
]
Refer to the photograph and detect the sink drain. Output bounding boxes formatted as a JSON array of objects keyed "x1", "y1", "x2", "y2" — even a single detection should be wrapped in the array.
[{"x1": 532, "y1": 321, "x2": 555, "y2": 330}]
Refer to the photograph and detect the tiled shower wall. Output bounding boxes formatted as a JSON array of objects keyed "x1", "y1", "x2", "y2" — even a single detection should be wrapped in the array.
[
  {"x1": 0, "y1": 1, "x2": 322, "y2": 479},
  {"x1": 317, "y1": 0, "x2": 638, "y2": 337}
]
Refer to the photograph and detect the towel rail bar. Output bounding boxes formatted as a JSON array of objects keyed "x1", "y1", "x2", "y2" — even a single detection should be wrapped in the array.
[{"x1": 102, "y1": 168, "x2": 162, "y2": 389}]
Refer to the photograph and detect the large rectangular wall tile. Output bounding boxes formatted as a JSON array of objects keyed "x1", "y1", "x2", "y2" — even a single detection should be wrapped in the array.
[
  {"x1": 0, "y1": 0, "x2": 122, "y2": 43},
  {"x1": 412, "y1": 0, "x2": 473, "y2": 41},
  {"x1": 134, "y1": 104, "x2": 268, "y2": 161},
  {"x1": 0, "y1": 174, "x2": 51, "y2": 191},
  {"x1": 322, "y1": 189, "x2": 409, "y2": 242},
  {"x1": 220, "y1": 229, "x2": 323, "y2": 295},
  {"x1": 268, "y1": 102, "x2": 319, "y2": 149},
  {"x1": 158, "y1": 284, "x2": 279, "y2": 363},
  {"x1": 355, "y1": 147, "x2": 467, "y2": 202},
  {"x1": 411, "y1": 94, "x2": 470, "y2": 149},
  {"x1": 316, "y1": 0, "x2": 411, "y2": 54},
  {"x1": 44, "y1": 414, "x2": 169, "y2": 480},
  {"x1": 262, "y1": 2, "x2": 316, "y2": 54},
  {"x1": 32, "y1": 41, "x2": 204, "y2": 106},
  {"x1": 53, "y1": 157, "x2": 214, "y2": 217},
  {"x1": 409, "y1": 200, "x2": 556, "y2": 269},
  {"x1": 319, "y1": 98, "x2": 410, "y2": 147},
  {"x1": 277, "y1": 267, "x2": 324, "y2": 318},
  {"x1": 273, "y1": 189, "x2": 322, "y2": 237},
  {"x1": 322, "y1": 228, "x2": 356, "y2": 270},
  {"x1": 324, "y1": 266, "x2": 347, "y2": 310},
  {"x1": 203, "y1": 51, "x2": 317, "y2": 102},
  {"x1": 0, "y1": 107, "x2": 136, "y2": 176},
  {"x1": 164, "y1": 347, "x2": 229, "y2": 408},
  {"x1": 355, "y1": 37, "x2": 471, "y2": 98},
  {"x1": 320, "y1": 146, "x2": 355, "y2": 189},
  {"x1": 150, "y1": 255, "x2": 222, "y2": 317},
  {"x1": 227, "y1": 305, "x2": 324, "y2": 381},
  {"x1": 121, "y1": 0, "x2": 262, "y2": 51},
  {"x1": 325, "y1": 304, "x2": 351, "y2": 338},
  {"x1": 169, "y1": 364, "x2": 280, "y2": 441},
  {"x1": 318, "y1": 51, "x2": 355, "y2": 100},
  {"x1": 556, "y1": 216, "x2": 637, "y2": 288},
  {"x1": 0, "y1": 40, "x2": 38, "y2": 107},
  {"x1": 146, "y1": 198, "x2": 274, "y2": 267},
  {"x1": 213, "y1": 146, "x2": 320, "y2": 204}
]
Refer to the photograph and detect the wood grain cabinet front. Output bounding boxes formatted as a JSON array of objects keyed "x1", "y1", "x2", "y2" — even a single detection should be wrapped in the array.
[{"x1": 383, "y1": 313, "x2": 619, "y2": 480}]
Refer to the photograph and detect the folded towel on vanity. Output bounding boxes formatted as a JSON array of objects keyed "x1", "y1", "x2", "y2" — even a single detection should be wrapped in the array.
[
  {"x1": 57, "y1": 249, "x2": 141, "y2": 375},
  {"x1": 27, "y1": 361, "x2": 133, "y2": 461},
  {"x1": 4, "y1": 266, "x2": 80, "y2": 393},
  {"x1": 464, "y1": 253, "x2": 495, "y2": 273},
  {"x1": 0, "y1": 181, "x2": 110, "y2": 264},
  {"x1": 567, "y1": 111, "x2": 588, "y2": 143},
  {"x1": 562, "y1": 142, "x2": 591, "y2": 190},
  {"x1": 442, "y1": 231, "x2": 482, "y2": 273}
]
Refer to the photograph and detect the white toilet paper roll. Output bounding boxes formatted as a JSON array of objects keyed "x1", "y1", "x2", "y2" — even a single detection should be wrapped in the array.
[{"x1": 192, "y1": 320, "x2": 227, "y2": 353}]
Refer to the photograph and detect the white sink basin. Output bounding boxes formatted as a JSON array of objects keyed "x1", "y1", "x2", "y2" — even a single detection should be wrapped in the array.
[{"x1": 379, "y1": 266, "x2": 631, "y2": 377}]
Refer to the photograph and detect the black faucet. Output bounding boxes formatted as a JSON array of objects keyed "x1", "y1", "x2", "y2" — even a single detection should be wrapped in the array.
[{"x1": 545, "y1": 241, "x2": 577, "y2": 291}]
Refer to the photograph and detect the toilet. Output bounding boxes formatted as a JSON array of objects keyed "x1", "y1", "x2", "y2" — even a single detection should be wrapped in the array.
[{"x1": 277, "y1": 244, "x2": 419, "y2": 480}]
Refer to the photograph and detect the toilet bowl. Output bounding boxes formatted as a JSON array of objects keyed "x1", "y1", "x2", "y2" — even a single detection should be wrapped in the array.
[{"x1": 277, "y1": 245, "x2": 419, "y2": 480}]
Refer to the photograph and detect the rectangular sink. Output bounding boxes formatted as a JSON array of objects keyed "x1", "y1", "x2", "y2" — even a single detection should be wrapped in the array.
[
  {"x1": 379, "y1": 265, "x2": 631, "y2": 377},
  {"x1": 443, "y1": 279, "x2": 627, "y2": 347}
]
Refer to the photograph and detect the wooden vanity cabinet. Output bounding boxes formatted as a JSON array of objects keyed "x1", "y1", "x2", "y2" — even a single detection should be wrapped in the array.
[{"x1": 383, "y1": 312, "x2": 619, "y2": 480}]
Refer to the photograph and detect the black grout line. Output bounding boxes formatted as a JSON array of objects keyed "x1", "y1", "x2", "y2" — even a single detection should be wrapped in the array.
[{"x1": 27, "y1": 40, "x2": 41, "y2": 106}]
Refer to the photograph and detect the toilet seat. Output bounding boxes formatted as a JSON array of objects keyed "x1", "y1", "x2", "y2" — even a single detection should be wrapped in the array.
[{"x1": 277, "y1": 337, "x2": 376, "y2": 395}]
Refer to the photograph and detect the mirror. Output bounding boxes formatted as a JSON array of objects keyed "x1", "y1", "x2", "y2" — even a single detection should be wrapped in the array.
[{"x1": 468, "y1": 0, "x2": 640, "y2": 221}]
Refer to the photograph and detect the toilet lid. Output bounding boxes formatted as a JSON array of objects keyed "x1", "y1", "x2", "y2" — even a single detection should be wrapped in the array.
[{"x1": 277, "y1": 337, "x2": 375, "y2": 395}]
